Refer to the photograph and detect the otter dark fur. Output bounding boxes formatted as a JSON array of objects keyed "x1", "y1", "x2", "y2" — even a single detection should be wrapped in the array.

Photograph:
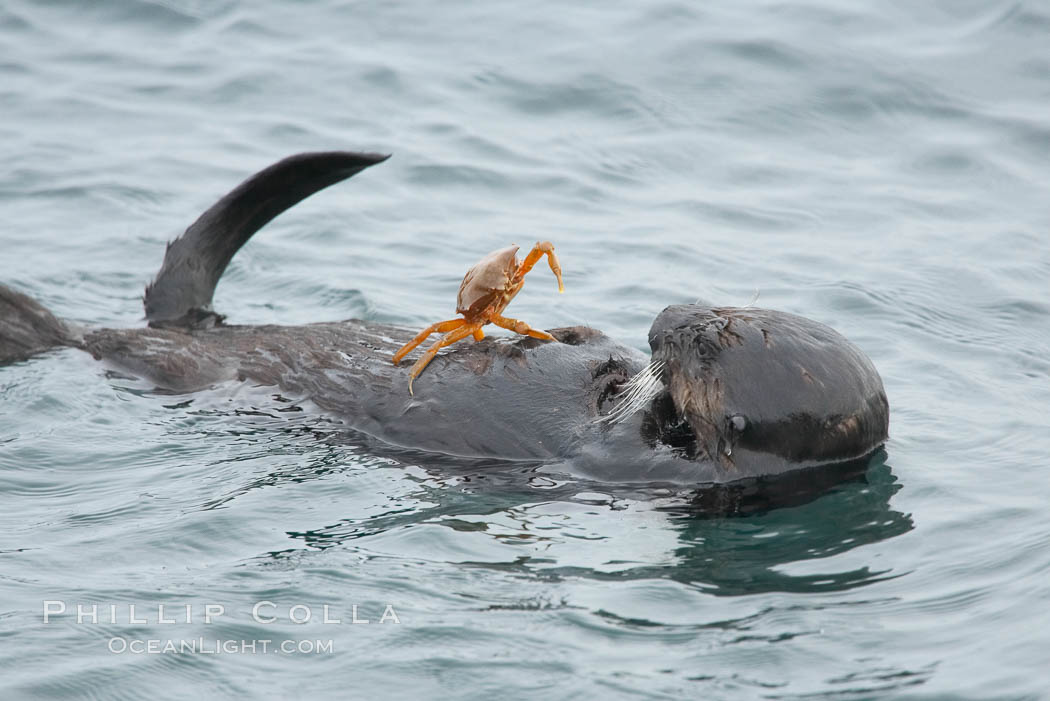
[{"x1": 0, "y1": 152, "x2": 888, "y2": 490}]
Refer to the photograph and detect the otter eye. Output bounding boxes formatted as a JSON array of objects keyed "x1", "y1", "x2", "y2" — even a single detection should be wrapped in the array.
[{"x1": 729, "y1": 414, "x2": 747, "y2": 433}]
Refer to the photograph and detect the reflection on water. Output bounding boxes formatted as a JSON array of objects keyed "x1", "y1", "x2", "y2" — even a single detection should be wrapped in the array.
[
  {"x1": 175, "y1": 397, "x2": 912, "y2": 599},
  {"x1": 664, "y1": 458, "x2": 912, "y2": 596},
  {"x1": 223, "y1": 404, "x2": 913, "y2": 597}
]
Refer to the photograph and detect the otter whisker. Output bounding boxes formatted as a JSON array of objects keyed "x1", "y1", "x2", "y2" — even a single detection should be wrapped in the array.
[{"x1": 595, "y1": 360, "x2": 665, "y2": 425}]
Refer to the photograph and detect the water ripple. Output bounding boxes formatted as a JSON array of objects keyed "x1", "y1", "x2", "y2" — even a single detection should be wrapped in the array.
[{"x1": 2, "y1": 0, "x2": 1049, "y2": 697}]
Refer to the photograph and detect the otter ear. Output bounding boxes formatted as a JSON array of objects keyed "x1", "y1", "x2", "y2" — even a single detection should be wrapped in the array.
[{"x1": 144, "y1": 151, "x2": 390, "y2": 329}]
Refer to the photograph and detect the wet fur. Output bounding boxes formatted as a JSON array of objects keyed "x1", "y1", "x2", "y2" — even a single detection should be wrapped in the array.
[{"x1": 0, "y1": 151, "x2": 889, "y2": 491}]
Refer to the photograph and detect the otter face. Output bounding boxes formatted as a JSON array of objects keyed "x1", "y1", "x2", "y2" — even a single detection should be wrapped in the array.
[{"x1": 644, "y1": 304, "x2": 889, "y2": 473}]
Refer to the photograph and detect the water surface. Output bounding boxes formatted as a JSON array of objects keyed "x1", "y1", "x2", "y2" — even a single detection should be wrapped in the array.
[{"x1": 2, "y1": 0, "x2": 1049, "y2": 698}]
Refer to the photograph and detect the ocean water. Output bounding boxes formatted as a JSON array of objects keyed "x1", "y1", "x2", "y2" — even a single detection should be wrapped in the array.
[{"x1": 2, "y1": 0, "x2": 1049, "y2": 698}]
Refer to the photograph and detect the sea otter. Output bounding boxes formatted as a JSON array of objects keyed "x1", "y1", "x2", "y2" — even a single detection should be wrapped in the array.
[{"x1": 0, "y1": 152, "x2": 889, "y2": 489}]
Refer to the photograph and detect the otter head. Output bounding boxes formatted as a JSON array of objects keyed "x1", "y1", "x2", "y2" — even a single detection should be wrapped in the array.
[{"x1": 640, "y1": 303, "x2": 889, "y2": 473}]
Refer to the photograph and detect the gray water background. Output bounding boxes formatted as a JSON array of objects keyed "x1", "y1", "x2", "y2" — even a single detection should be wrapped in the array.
[{"x1": 2, "y1": 0, "x2": 1049, "y2": 698}]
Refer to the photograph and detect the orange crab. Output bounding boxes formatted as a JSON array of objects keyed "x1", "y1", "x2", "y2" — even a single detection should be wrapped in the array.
[{"x1": 392, "y1": 241, "x2": 565, "y2": 394}]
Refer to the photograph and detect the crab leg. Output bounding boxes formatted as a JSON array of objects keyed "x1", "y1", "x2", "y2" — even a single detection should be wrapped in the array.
[
  {"x1": 516, "y1": 241, "x2": 564, "y2": 293},
  {"x1": 491, "y1": 314, "x2": 557, "y2": 342},
  {"x1": 407, "y1": 324, "x2": 478, "y2": 395},
  {"x1": 392, "y1": 318, "x2": 466, "y2": 365}
]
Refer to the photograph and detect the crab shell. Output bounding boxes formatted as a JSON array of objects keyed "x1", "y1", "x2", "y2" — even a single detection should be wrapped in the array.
[{"x1": 456, "y1": 245, "x2": 520, "y2": 317}]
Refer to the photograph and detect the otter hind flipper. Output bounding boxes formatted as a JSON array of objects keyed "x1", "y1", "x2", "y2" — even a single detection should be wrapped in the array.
[{"x1": 144, "y1": 151, "x2": 390, "y2": 329}]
